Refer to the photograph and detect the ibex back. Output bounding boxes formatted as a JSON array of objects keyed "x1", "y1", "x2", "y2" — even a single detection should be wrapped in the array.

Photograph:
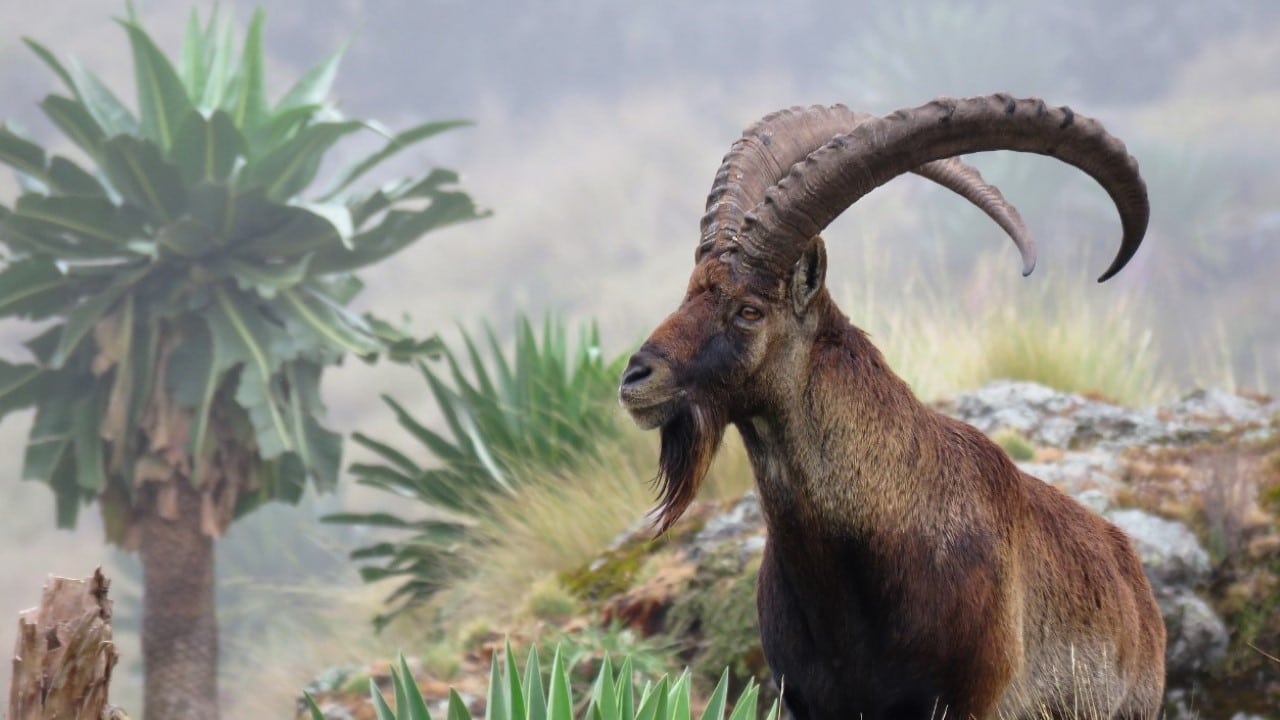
[{"x1": 618, "y1": 95, "x2": 1166, "y2": 720}]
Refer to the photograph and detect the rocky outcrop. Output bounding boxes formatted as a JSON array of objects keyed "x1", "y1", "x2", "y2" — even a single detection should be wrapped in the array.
[{"x1": 593, "y1": 382, "x2": 1280, "y2": 718}]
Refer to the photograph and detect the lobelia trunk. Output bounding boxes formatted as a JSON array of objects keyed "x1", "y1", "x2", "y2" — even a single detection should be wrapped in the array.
[{"x1": 139, "y1": 482, "x2": 219, "y2": 720}]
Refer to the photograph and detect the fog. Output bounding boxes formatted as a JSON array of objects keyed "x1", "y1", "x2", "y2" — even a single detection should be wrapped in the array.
[{"x1": 1, "y1": 0, "x2": 1277, "y2": 713}]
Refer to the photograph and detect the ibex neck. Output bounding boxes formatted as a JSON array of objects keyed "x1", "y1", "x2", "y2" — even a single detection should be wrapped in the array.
[{"x1": 736, "y1": 315, "x2": 936, "y2": 540}]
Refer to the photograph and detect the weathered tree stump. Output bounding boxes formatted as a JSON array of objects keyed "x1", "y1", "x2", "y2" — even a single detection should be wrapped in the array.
[{"x1": 8, "y1": 568, "x2": 129, "y2": 720}]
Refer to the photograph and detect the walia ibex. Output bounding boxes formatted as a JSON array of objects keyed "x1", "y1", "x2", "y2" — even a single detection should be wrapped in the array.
[{"x1": 618, "y1": 95, "x2": 1166, "y2": 720}]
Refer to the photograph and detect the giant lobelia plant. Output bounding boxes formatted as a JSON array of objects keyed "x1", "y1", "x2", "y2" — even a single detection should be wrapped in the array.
[{"x1": 0, "y1": 7, "x2": 484, "y2": 719}]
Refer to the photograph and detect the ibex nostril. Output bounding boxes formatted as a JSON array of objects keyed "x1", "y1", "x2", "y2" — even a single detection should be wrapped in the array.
[{"x1": 621, "y1": 357, "x2": 654, "y2": 387}]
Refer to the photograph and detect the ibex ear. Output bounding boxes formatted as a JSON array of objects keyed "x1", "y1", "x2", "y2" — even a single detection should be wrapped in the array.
[{"x1": 790, "y1": 237, "x2": 827, "y2": 316}]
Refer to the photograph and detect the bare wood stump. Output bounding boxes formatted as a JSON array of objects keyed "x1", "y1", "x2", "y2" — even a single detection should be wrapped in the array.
[{"x1": 8, "y1": 568, "x2": 129, "y2": 720}]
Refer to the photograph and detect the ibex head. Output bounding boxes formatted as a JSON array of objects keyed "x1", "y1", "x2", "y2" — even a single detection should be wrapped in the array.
[{"x1": 619, "y1": 95, "x2": 1148, "y2": 531}]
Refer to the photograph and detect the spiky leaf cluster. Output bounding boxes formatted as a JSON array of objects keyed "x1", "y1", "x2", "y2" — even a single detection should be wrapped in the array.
[
  {"x1": 305, "y1": 645, "x2": 781, "y2": 720},
  {"x1": 0, "y1": 7, "x2": 485, "y2": 540},
  {"x1": 326, "y1": 314, "x2": 627, "y2": 627}
]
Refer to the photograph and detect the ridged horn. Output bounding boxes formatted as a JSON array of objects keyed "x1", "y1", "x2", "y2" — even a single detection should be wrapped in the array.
[
  {"x1": 699, "y1": 104, "x2": 1036, "y2": 275},
  {"x1": 739, "y1": 94, "x2": 1148, "y2": 282}
]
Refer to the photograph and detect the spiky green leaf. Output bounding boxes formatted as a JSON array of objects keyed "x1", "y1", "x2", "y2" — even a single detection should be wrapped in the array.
[
  {"x1": 220, "y1": 255, "x2": 310, "y2": 298},
  {"x1": 156, "y1": 217, "x2": 215, "y2": 258},
  {"x1": 311, "y1": 191, "x2": 485, "y2": 274},
  {"x1": 323, "y1": 120, "x2": 470, "y2": 199},
  {"x1": 283, "y1": 360, "x2": 341, "y2": 490},
  {"x1": 275, "y1": 43, "x2": 347, "y2": 113},
  {"x1": 223, "y1": 9, "x2": 268, "y2": 131},
  {"x1": 345, "y1": 168, "x2": 460, "y2": 228},
  {"x1": 51, "y1": 269, "x2": 144, "y2": 368},
  {"x1": 171, "y1": 110, "x2": 246, "y2": 184},
  {"x1": 226, "y1": 193, "x2": 348, "y2": 259},
  {"x1": 11, "y1": 194, "x2": 144, "y2": 250},
  {"x1": 370, "y1": 678, "x2": 397, "y2": 720},
  {"x1": 179, "y1": 9, "x2": 206, "y2": 100},
  {"x1": 206, "y1": 286, "x2": 294, "y2": 457},
  {"x1": 39, "y1": 95, "x2": 107, "y2": 161},
  {"x1": 274, "y1": 285, "x2": 381, "y2": 354},
  {"x1": 524, "y1": 648, "x2": 546, "y2": 720},
  {"x1": 0, "y1": 257, "x2": 70, "y2": 320},
  {"x1": 47, "y1": 156, "x2": 108, "y2": 197},
  {"x1": 119, "y1": 19, "x2": 196, "y2": 150},
  {"x1": 71, "y1": 388, "x2": 107, "y2": 491},
  {"x1": 66, "y1": 57, "x2": 139, "y2": 137},
  {"x1": 303, "y1": 692, "x2": 328, "y2": 720},
  {"x1": 446, "y1": 691, "x2": 469, "y2": 720},
  {"x1": 697, "y1": 671, "x2": 730, "y2": 720},
  {"x1": 725, "y1": 685, "x2": 759, "y2": 720},
  {"x1": 23, "y1": 380, "x2": 78, "y2": 484},
  {"x1": 240, "y1": 120, "x2": 364, "y2": 201},
  {"x1": 548, "y1": 648, "x2": 573, "y2": 720},
  {"x1": 100, "y1": 135, "x2": 186, "y2": 223},
  {"x1": 22, "y1": 38, "x2": 77, "y2": 96},
  {"x1": 0, "y1": 125, "x2": 47, "y2": 178},
  {"x1": 0, "y1": 361, "x2": 48, "y2": 422},
  {"x1": 200, "y1": 10, "x2": 236, "y2": 110}
]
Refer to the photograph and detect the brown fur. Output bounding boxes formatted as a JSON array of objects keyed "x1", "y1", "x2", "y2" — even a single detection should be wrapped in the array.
[{"x1": 619, "y1": 241, "x2": 1166, "y2": 720}]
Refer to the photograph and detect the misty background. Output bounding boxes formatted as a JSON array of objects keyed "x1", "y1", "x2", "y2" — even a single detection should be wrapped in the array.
[{"x1": 1, "y1": 0, "x2": 1277, "y2": 714}]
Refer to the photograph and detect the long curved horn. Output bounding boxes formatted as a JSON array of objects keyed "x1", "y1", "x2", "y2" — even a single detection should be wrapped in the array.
[
  {"x1": 700, "y1": 104, "x2": 1036, "y2": 274},
  {"x1": 739, "y1": 94, "x2": 1147, "y2": 282}
]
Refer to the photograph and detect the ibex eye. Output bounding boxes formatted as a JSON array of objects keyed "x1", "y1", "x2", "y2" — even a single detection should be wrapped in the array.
[{"x1": 738, "y1": 305, "x2": 763, "y2": 322}]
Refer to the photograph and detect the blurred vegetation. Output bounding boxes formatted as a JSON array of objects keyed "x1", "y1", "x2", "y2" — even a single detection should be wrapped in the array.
[{"x1": 328, "y1": 314, "x2": 630, "y2": 627}]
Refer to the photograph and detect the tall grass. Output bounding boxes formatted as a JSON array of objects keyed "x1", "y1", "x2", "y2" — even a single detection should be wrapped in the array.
[{"x1": 838, "y1": 236, "x2": 1171, "y2": 405}]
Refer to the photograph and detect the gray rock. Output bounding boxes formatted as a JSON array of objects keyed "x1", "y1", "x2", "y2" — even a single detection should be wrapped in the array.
[
  {"x1": 1069, "y1": 401, "x2": 1167, "y2": 448},
  {"x1": 1159, "y1": 592, "x2": 1230, "y2": 675},
  {"x1": 941, "y1": 380, "x2": 1167, "y2": 449},
  {"x1": 690, "y1": 492, "x2": 765, "y2": 563},
  {"x1": 1107, "y1": 509, "x2": 1212, "y2": 588},
  {"x1": 1166, "y1": 388, "x2": 1275, "y2": 427},
  {"x1": 1018, "y1": 451, "x2": 1124, "y2": 503},
  {"x1": 315, "y1": 705, "x2": 356, "y2": 720},
  {"x1": 1072, "y1": 488, "x2": 1112, "y2": 515},
  {"x1": 1104, "y1": 509, "x2": 1230, "y2": 681}
]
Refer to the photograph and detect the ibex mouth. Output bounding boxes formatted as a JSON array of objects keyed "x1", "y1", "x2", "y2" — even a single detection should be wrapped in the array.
[
  {"x1": 619, "y1": 395, "x2": 679, "y2": 430},
  {"x1": 619, "y1": 348, "x2": 683, "y2": 429}
]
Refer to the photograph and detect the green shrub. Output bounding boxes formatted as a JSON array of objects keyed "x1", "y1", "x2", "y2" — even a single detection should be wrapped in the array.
[
  {"x1": 305, "y1": 645, "x2": 780, "y2": 720},
  {"x1": 326, "y1": 314, "x2": 630, "y2": 627},
  {"x1": 992, "y1": 429, "x2": 1036, "y2": 462}
]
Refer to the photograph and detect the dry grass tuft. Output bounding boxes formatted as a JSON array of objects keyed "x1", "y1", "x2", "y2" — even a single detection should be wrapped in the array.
[{"x1": 438, "y1": 426, "x2": 753, "y2": 627}]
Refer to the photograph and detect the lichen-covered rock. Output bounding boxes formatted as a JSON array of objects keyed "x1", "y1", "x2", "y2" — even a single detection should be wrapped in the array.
[
  {"x1": 1016, "y1": 450, "x2": 1126, "y2": 503},
  {"x1": 689, "y1": 492, "x2": 764, "y2": 563},
  {"x1": 937, "y1": 380, "x2": 1279, "y2": 452},
  {"x1": 939, "y1": 380, "x2": 1168, "y2": 448},
  {"x1": 1159, "y1": 593, "x2": 1230, "y2": 675},
  {"x1": 1107, "y1": 509, "x2": 1213, "y2": 588}
]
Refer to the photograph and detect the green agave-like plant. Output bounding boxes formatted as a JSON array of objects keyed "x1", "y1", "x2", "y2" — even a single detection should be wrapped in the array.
[
  {"x1": 327, "y1": 314, "x2": 628, "y2": 627},
  {"x1": 305, "y1": 646, "x2": 781, "y2": 720},
  {"x1": 0, "y1": 6, "x2": 484, "y2": 718}
]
